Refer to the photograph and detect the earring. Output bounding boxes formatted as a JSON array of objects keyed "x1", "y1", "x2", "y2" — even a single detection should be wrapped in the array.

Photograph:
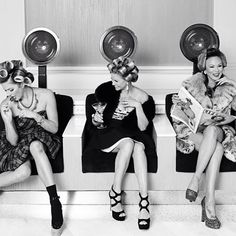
[{"x1": 126, "y1": 82, "x2": 129, "y2": 91}]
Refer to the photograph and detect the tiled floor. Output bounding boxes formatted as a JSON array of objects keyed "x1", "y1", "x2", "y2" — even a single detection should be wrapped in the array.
[{"x1": 1, "y1": 204, "x2": 236, "y2": 236}]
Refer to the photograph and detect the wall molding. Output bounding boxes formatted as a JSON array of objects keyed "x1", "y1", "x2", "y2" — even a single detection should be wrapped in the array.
[
  {"x1": 27, "y1": 66, "x2": 193, "y2": 91},
  {"x1": 28, "y1": 65, "x2": 193, "y2": 74}
]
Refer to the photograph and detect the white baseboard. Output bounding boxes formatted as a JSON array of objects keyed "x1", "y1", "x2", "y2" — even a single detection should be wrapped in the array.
[{"x1": 1, "y1": 190, "x2": 236, "y2": 205}]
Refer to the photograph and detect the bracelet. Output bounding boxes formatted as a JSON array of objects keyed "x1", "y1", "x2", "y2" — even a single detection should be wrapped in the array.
[{"x1": 37, "y1": 115, "x2": 45, "y2": 126}]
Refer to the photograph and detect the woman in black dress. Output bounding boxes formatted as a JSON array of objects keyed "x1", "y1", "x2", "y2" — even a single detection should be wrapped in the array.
[
  {"x1": 0, "y1": 60, "x2": 63, "y2": 234},
  {"x1": 91, "y1": 57, "x2": 157, "y2": 230}
]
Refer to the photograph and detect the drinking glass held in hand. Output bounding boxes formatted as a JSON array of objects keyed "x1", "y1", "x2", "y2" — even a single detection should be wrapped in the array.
[{"x1": 92, "y1": 102, "x2": 107, "y2": 129}]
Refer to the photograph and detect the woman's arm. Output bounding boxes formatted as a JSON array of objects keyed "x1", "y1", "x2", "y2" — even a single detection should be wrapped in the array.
[
  {"x1": 0, "y1": 100, "x2": 18, "y2": 145},
  {"x1": 122, "y1": 96, "x2": 149, "y2": 131},
  {"x1": 36, "y1": 90, "x2": 58, "y2": 134},
  {"x1": 135, "y1": 102, "x2": 149, "y2": 131},
  {"x1": 20, "y1": 89, "x2": 59, "y2": 134}
]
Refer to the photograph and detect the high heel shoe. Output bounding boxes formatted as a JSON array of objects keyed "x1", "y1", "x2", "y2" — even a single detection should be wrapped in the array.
[
  {"x1": 185, "y1": 188, "x2": 198, "y2": 202},
  {"x1": 109, "y1": 185, "x2": 126, "y2": 221},
  {"x1": 201, "y1": 197, "x2": 221, "y2": 229},
  {"x1": 138, "y1": 193, "x2": 150, "y2": 230}
]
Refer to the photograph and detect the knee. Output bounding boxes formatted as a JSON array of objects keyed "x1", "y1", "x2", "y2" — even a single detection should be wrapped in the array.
[
  {"x1": 29, "y1": 140, "x2": 44, "y2": 155},
  {"x1": 204, "y1": 125, "x2": 219, "y2": 139},
  {"x1": 133, "y1": 142, "x2": 145, "y2": 158},
  {"x1": 215, "y1": 142, "x2": 224, "y2": 157},
  {"x1": 119, "y1": 138, "x2": 134, "y2": 151},
  {"x1": 15, "y1": 163, "x2": 31, "y2": 181}
]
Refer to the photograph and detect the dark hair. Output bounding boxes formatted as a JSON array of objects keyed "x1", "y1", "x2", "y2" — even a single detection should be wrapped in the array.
[
  {"x1": 107, "y1": 56, "x2": 139, "y2": 82},
  {"x1": 197, "y1": 48, "x2": 227, "y2": 71},
  {"x1": 0, "y1": 60, "x2": 34, "y2": 84}
]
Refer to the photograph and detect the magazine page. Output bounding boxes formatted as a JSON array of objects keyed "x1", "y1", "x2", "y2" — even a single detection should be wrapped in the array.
[
  {"x1": 170, "y1": 87, "x2": 204, "y2": 133},
  {"x1": 200, "y1": 109, "x2": 236, "y2": 126}
]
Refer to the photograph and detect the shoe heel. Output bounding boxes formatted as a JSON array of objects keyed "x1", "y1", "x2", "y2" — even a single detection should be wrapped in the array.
[{"x1": 201, "y1": 209, "x2": 205, "y2": 222}]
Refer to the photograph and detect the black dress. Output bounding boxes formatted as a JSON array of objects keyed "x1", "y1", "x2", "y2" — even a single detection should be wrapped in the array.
[
  {"x1": 86, "y1": 82, "x2": 157, "y2": 160},
  {"x1": 0, "y1": 110, "x2": 61, "y2": 173}
]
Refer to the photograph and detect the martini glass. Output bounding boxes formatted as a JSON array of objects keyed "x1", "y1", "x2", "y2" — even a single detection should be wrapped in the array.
[{"x1": 92, "y1": 102, "x2": 107, "y2": 129}]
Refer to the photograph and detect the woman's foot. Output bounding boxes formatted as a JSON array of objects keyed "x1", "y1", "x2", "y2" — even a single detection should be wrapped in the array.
[
  {"x1": 138, "y1": 193, "x2": 150, "y2": 230},
  {"x1": 109, "y1": 185, "x2": 126, "y2": 221},
  {"x1": 201, "y1": 197, "x2": 221, "y2": 229},
  {"x1": 186, "y1": 175, "x2": 199, "y2": 202},
  {"x1": 50, "y1": 196, "x2": 63, "y2": 230},
  {"x1": 205, "y1": 197, "x2": 217, "y2": 219}
]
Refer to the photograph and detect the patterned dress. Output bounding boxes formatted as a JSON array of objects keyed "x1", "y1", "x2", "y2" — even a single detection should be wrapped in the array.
[{"x1": 0, "y1": 110, "x2": 61, "y2": 173}]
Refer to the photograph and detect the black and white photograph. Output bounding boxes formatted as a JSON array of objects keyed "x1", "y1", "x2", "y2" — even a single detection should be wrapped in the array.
[{"x1": 0, "y1": 0, "x2": 236, "y2": 235}]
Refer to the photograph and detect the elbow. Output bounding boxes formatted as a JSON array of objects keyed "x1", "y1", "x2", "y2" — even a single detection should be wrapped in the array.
[
  {"x1": 139, "y1": 124, "x2": 148, "y2": 131},
  {"x1": 9, "y1": 139, "x2": 18, "y2": 146},
  {"x1": 51, "y1": 124, "x2": 59, "y2": 134}
]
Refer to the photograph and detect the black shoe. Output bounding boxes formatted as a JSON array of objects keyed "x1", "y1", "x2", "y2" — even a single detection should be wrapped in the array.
[
  {"x1": 185, "y1": 188, "x2": 198, "y2": 202},
  {"x1": 201, "y1": 197, "x2": 221, "y2": 229},
  {"x1": 138, "y1": 193, "x2": 150, "y2": 230},
  {"x1": 50, "y1": 196, "x2": 63, "y2": 230},
  {"x1": 109, "y1": 185, "x2": 126, "y2": 221}
]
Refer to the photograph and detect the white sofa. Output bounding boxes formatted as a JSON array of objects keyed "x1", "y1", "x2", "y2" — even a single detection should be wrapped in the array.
[{"x1": 3, "y1": 91, "x2": 236, "y2": 191}]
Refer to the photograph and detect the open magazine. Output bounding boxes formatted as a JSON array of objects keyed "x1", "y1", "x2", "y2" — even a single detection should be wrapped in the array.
[{"x1": 171, "y1": 87, "x2": 236, "y2": 133}]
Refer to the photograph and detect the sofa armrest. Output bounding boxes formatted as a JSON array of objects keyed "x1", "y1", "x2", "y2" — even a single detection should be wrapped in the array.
[
  {"x1": 62, "y1": 115, "x2": 86, "y2": 138},
  {"x1": 152, "y1": 114, "x2": 176, "y2": 144}
]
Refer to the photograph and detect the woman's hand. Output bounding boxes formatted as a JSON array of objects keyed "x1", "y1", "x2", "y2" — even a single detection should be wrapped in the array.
[
  {"x1": 172, "y1": 94, "x2": 182, "y2": 105},
  {"x1": 0, "y1": 103, "x2": 13, "y2": 122},
  {"x1": 92, "y1": 111, "x2": 104, "y2": 124},
  {"x1": 121, "y1": 97, "x2": 140, "y2": 109},
  {"x1": 217, "y1": 76, "x2": 236, "y2": 87},
  {"x1": 19, "y1": 109, "x2": 37, "y2": 119}
]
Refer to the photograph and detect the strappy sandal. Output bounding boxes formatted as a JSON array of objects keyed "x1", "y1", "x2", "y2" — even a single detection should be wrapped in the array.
[
  {"x1": 138, "y1": 193, "x2": 150, "y2": 230},
  {"x1": 109, "y1": 185, "x2": 126, "y2": 221}
]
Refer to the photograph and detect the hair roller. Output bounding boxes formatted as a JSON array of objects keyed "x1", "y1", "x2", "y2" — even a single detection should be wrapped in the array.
[
  {"x1": 11, "y1": 60, "x2": 23, "y2": 68},
  {"x1": 12, "y1": 69, "x2": 25, "y2": 83},
  {"x1": 5, "y1": 61, "x2": 14, "y2": 72},
  {"x1": 107, "y1": 63, "x2": 115, "y2": 72},
  {"x1": 118, "y1": 66, "x2": 127, "y2": 75},
  {"x1": 126, "y1": 61, "x2": 135, "y2": 70},
  {"x1": 131, "y1": 72, "x2": 138, "y2": 82},
  {"x1": 125, "y1": 74, "x2": 133, "y2": 82},
  {"x1": 113, "y1": 58, "x2": 122, "y2": 67},
  {"x1": 25, "y1": 72, "x2": 34, "y2": 83},
  {"x1": 0, "y1": 68, "x2": 8, "y2": 79}
]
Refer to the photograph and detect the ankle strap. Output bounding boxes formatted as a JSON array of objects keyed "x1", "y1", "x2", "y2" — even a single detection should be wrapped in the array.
[
  {"x1": 139, "y1": 193, "x2": 150, "y2": 212},
  {"x1": 109, "y1": 186, "x2": 124, "y2": 207},
  {"x1": 50, "y1": 195, "x2": 60, "y2": 202}
]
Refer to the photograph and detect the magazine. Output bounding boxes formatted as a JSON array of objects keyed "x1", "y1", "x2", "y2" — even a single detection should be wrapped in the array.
[{"x1": 170, "y1": 87, "x2": 236, "y2": 133}]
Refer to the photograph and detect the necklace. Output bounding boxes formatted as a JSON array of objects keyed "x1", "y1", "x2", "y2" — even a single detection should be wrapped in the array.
[{"x1": 17, "y1": 87, "x2": 38, "y2": 111}]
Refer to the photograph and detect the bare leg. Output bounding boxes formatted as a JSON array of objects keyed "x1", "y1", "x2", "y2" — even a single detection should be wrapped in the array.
[
  {"x1": 0, "y1": 161, "x2": 31, "y2": 187},
  {"x1": 205, "y1": 142, "x2": 223, "y2": 218},
  {"x1": 29, "y1": 140, "x2": 54, "y2": 186},
  {"x1": 188, "y1": 125, "x2": 223, "y2": 192},
  {"x1": 110, "y1": 138, "x2": 134, "y2": 214},
  {"x1": 30, "y1": 140, "x2": 63, "y2": 230},
  {"x1": 132, "y1": 142, "x2": 149, "y2": 223}
]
